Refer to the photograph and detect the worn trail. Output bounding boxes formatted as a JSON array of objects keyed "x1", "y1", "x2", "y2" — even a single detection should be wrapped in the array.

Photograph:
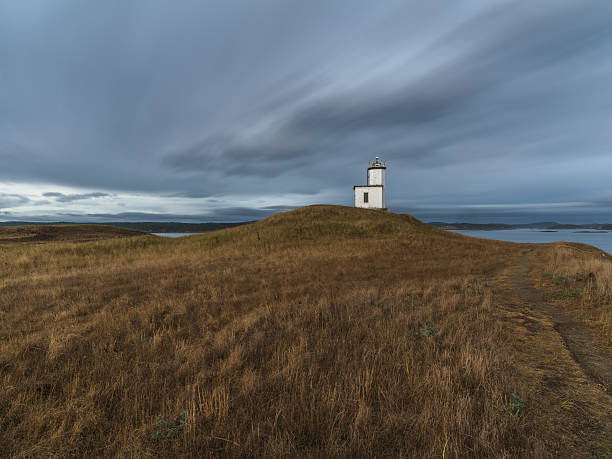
[{"x1": 512, "y1": 250, "x2": 612, "y2": 394}]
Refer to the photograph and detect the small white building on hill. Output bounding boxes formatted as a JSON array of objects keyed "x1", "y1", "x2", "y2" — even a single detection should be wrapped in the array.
[{"x1": 354, "y1": 157, "x2": 387, "y2": 210}]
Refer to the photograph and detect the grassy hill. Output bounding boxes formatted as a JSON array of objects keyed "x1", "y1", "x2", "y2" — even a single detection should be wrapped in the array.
[
  {"x1": 0, "y1": 205, "x2": 610, "y2": 457},
  {"x1": 0, "y1": 224, "x2": 144, "y2": 244}
]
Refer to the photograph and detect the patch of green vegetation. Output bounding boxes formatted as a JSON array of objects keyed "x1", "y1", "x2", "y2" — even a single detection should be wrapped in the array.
[
  {"x1": 150, "y1": 411, "x2": 187, "y2": 441},
  {"x1": 560, "y1": 400, "x2": 573, "y2": 409},
  {"x1": 541, "y1": 273, "x2": 554, "y2": 280},
  {"x1": 501, "y1": 393, "x2": 525, "y2": 418},
  {"x1": 546, "y1": 289, "x2": 582, "y2": 300},
  {"x1": 554, "y1": 275, "x2": 577, "y2": 286},
  {"x1": 413, "y1": 324, "x2": 439, "y2": 338}
]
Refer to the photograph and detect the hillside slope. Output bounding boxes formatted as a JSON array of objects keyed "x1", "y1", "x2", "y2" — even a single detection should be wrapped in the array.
[
  {"x1": 0, "y1": 224, "x2": 144, "y2": 244},
  {"x1": 0, "y1": 205, "x2": 610, "y2": 457}
]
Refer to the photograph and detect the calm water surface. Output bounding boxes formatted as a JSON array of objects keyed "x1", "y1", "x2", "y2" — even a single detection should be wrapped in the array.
[
  {"x1": 152, "y1": 232, "x2": 200, "y2": 238},
  {"x1": 451, "y1": 229, "x2": 612, "y2": 254}
]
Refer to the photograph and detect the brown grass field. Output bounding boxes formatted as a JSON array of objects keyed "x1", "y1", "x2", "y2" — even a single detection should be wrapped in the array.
[
  {"x1": 0, "y1": 224, "x2": 144, "y2": 244},
  {"x1": 0, "y1": 205, "x2": 610, "y2": 457}
]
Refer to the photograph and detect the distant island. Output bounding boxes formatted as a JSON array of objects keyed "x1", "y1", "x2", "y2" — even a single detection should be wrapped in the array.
[{"x1": 429, "y1": 221, "x2": 612, "y2": 231}]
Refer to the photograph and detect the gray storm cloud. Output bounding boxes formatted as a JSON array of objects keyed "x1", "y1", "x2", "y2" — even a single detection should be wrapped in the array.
[
  {"x1": 0, "y1": 193, "x2": 30, "y2": 209},
  {"x1": 43, "y1": 192, "x2": 110, "y2": 203},
  {"x1": 1, "y1": 1, "x2": 612, "y2": 222}
]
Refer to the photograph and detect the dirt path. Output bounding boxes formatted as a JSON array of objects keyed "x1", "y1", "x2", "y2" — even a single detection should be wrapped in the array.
[
  {"x1": 512, "y1": 249, "x2": 612, "y2": 395},
  {"x1": 503, "y1": 248, "x2": 612, "y2": 456}
]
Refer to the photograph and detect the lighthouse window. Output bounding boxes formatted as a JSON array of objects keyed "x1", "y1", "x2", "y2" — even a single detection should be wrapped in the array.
[{"x1": 363, "y1": 192, "x2": 369, "y2": 203}]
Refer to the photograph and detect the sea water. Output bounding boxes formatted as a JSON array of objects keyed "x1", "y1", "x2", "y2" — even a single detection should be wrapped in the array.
[
  {"x1": 152, "y1": 232, "x2": 200, "y2": 238},
  {"x1": 450, "y1": 228, "x2": 612, "y2": 254}
]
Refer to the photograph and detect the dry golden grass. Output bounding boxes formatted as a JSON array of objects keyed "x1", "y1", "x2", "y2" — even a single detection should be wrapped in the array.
[
  {"x1": 533, "y1": 243, "x2": 612, "y2": 341},
  {"x1": 0, "y1": 224, "x2": 144, "y2": 244},
  {"x1": 0, "y1": 206, "x2": 608, "y2": 457}
]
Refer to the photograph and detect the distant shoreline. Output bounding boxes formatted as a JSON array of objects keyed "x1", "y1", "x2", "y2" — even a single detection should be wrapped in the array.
[
  {"x1": 429, "y1": 222, "x2": 612, "y2": 231},
  {"x1": 4, "y1": 219, "x2": 612, "y2": 233}
]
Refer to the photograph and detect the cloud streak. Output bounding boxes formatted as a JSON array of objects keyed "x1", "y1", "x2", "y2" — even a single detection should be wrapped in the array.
[
  {"x1": 43, "y1": 192, "x2": 110, "y2": 203},
  {"x1": 0, "y1": 193, "x2": 30, "y2": 209}
]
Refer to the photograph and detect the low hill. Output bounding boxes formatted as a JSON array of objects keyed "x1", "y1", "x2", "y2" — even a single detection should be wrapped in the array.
[
  {"x1": 0, "y1": 221, "x2": 253, "y2": 234},
  {"x1": 105, "y1": 221, "x2": 252, "y2": 233},
  {"x1": 0, "y1": 224, "x2": 144, "y2": 244},
  {"x1": 0, "y1": 205, "x2": 610, "y2": 457}
]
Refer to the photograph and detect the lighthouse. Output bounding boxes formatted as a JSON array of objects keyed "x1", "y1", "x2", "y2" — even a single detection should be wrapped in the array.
[{"x1": 354, "y1": 157, "x2": 387, "y2": 210}]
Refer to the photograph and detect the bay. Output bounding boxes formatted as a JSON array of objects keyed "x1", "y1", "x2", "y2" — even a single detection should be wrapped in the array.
[
  {"x1": 152, "y1": 232, "x2": 200, "y2": 238},
  {"x1": 450, "y1": 228, "x2": 612, "y2": 254}
]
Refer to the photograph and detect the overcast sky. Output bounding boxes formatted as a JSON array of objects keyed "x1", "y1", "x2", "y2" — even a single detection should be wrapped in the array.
[{"x1": 1, "y1": 1, "x2": 612, "y2": 223}]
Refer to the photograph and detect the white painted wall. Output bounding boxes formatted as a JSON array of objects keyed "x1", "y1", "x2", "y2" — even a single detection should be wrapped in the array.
[
  {"x1": 354, "y1": 186, "x2": 385, "y2": 209},
  {"x1": 367, "y1": 167, "x2": 385, "y2": 186}
]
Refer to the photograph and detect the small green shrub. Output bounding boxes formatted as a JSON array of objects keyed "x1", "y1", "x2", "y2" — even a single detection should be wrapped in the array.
[
  {"x1": 501, "y1": 393, "x2": 525, "y2": 418},
  {"x1": 546, "y1": 289, "x2": 582, "y2": 300},
  {"x1": 554, "y1": 275, "x2": 577, "y2": 285},
  {"x1": 413, "y1": 325, "x2": 438, "y2": 338},
  {"x1": 560, "y1": 400, "x2": 573, "y2": 409},
  {"x1": 150, "y1": 411, "x2": 187, "y2": 441}
]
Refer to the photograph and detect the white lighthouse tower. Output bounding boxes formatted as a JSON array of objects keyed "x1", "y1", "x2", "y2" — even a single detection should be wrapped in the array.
[{"x1": 354, "y1": 157, "x2": 387, "y2": 210}]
